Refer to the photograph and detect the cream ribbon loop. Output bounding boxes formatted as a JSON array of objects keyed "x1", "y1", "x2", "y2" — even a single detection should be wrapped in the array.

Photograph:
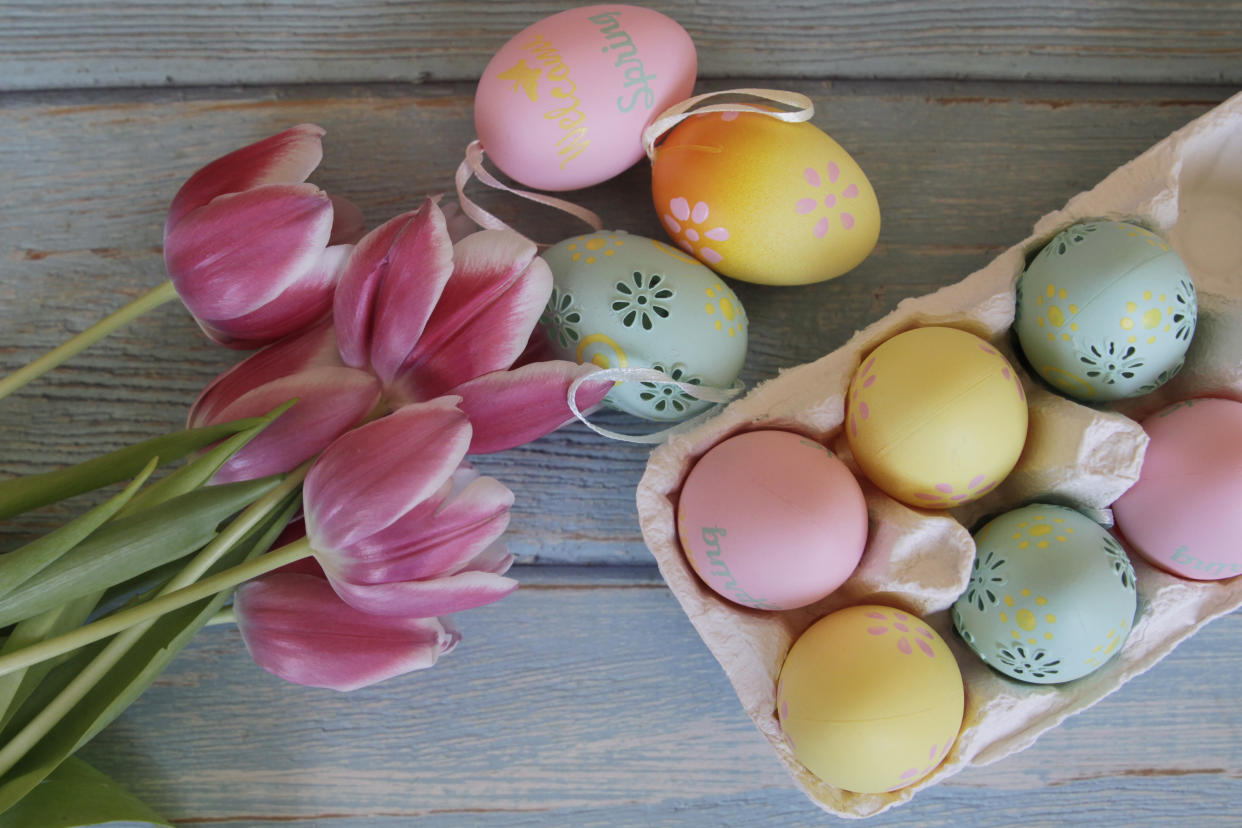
[
  {"x1": 454, "y1": 139, "x2": 603, "y2": 246},
  {"x1": 641, "y1": 88, "x2": 815, "y2": 162},
  {"x1": 567, "y1": 366, "x2": 744, "y2": 445}
]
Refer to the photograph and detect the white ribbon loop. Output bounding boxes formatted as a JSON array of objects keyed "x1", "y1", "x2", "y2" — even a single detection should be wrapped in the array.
[
  {"x1": 454, "y1": 140, "x2": 603, "y2": 246},
  {"x1": 641, "y1": 88, "x2": 816, "y2": 162},
  {"x1": 567, "y1": 366, "x2": 744, "y2": 445}
]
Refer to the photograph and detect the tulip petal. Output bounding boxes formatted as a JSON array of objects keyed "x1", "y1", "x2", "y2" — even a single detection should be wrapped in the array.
[
  {"x1": 235, "y1": 572, "x2": 454, "y2": 692},
  {"x1": 197, "y1": 243, "x2": 351, "y2": 349},
  {"x1": 369, "y1": 201, "x2": 455, "y2": 384},
  {"x1": 330, "y1": 469, "x2": 513, "y2": 584},
  {"x1": 452, "y1": 361, "x2": 613, "y2": 454},
  {"x1": 326, "y1": 569, "x2": 518, "y2": 617},
  {"x1": 204, "y1": 365, "x2": 382, "y2": 484},
  {"x1": 166, "y1": 183, "x2": 334, "y2": 322},
  {"x1": 394, "y1": 231, "x2": 552, "y2": 399},
  {"x1": 459, "y1": 541, "x2": 516, "y2": 576},
  {"x1": 188, "y1": 319, "x2": 342, "y2": 428},
  {"x1": 304, "y1": 398, "x2": 471, "y2": 552},
  {"x1": 166, "y1": 124, "x2": 325, "y2": 233},
  {"x1": 333, "y1": 210, "x2": 419, "y2": 369}
]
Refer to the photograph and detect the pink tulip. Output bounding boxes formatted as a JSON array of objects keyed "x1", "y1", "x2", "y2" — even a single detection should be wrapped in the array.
[
  {"x1": 303, "y1": 399, "x2": 519, "y2": 618},
  {"x1": 165, "y1": 124, "x2": 362, "y2": 349},
  {"x1": 189, "y1": 320, "x2": 382, "y2": 483},
  {"x1": 234, "y1": 568, "x2": 461, "y2": 692},
  {"x1": 334, "y1": 199, "x2": 612, "y2": 453}
]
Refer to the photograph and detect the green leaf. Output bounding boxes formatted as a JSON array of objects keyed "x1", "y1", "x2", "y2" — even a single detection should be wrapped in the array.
[
  {"x1": 116, "y1": 399, "x2": 295, "y2": 518},
  {"x1": 0, "y1": 593, "x2": 102, "y2": 733},
  {"x1": 0, "y1": 755, "x2": 170, "y2": 827},
  {"x1": 0, "y1": 476, "x2": 280, "y2": 629},
  {"x1": 0, "y1": 459, "x2": 157, "y2": 601},
  {"x1": 0, "y1": 417, "x2": 268, "y2": 522},
  {"x1": 0, "y1": 492, "x2": 299, "y2": 815}
]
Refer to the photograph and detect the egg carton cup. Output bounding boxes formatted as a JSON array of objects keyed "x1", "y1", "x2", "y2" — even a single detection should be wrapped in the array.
[{"x1": 635, "y1": 90, "x2": 1242, "y2": 818}]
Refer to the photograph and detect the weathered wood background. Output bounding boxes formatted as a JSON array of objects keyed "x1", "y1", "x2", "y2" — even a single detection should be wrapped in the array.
[{"x1": 1, "y1": 1, "x2": 1240, "y2": 824}]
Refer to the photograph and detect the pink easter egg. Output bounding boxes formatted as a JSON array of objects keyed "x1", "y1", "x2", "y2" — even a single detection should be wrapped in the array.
[
  {"x1": 676, "y1": 430, "x2": 868, "y2": 610},
  {"x1": 474, "y1": 5, "x2": 697, "y2": 191},
  {"x1": 1114, "y1": 398, "x2": 1242, "y2": 580}
]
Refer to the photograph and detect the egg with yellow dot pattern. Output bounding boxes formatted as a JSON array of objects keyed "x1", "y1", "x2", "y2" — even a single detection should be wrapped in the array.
[
  {"x1": 539, "y1": 230, "x2": 747, "y2": 421},
  {"x1": 1014, "y1": 220, "x2": 1196, "y2": 401},
  {"x1": 650, "y1": 110, "x2": 880, "y2": 285},
  {"x1": 845, "y1": 327, "x2": 1029, "y2": 509},
  {"x1": 951, "y1": 503, "x2": 1137, "y2": 684},
  {"x1": 776, "y1": 605, "x2": 965, "y2": 793}
]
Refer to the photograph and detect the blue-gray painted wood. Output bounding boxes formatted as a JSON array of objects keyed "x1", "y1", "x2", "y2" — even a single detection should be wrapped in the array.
[
  {"x1": 77, "y1": 585, "x2": 1242, "y2": 824},
  {"x1": 1, "y1": 2, "x2": 1241, "y2": 90}
]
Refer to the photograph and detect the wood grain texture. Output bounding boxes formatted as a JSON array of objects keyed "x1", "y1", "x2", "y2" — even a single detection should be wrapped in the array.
[
  {"x1": 76, "y1": 582, "x2": 1242, "y2": 825},
  {"x1": 1, "y1": 81, "x2": 1233, "y2": 564},
  {"x1": 3, "y1": 1, "x2": 1242, "y2": 90}
]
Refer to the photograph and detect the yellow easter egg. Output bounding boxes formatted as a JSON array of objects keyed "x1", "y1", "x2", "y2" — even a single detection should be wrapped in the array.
[
  {"x1": 650, "y1": 110, "x2": 880, "y2": 285},
  {"x1": 776, "y1": 605, "x2": 965, "y2": 793},
  {"x1": 845, "y1": 327, "x2": 1029, "y2": 508}
]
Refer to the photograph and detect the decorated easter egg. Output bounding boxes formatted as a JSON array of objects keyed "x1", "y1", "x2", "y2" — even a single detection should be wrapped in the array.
[
  {"x1": 1014, "y1": 220, "x2": 1197, "y2": 401},
  {"x1": 845, "y1": 327, "x2": 1028, "y2": 508},
  {"x1": 539, "y1": 230, "x2": 748, "y2": 422},
  {"x1": 650, "y1": 110, "x2": 880, "y2": 285},
  {"x1": 474, "y1": 5, "x2": 696, "y2": 191},
  {"x1": 952, "y1": 504, "x2": 1137, "y2": 683},
  {"x1": 1114, "y1": 398, "x2": 1242, "y2": 580},
  {"x1": 676, "y1": 430, "x2": 867, "y2": 610},
  {"x1": 776, "y1": 605, "x2": 964, "y2": 793}
]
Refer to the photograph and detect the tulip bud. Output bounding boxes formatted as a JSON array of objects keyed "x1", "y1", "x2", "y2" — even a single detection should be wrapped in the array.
[{"x1": 164, "y1": 124, "x2": 361, "y2": 348}]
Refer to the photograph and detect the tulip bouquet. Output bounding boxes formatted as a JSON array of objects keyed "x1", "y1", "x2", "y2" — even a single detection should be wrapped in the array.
[{"x1": 0, "y1": 125, "x2": 613, "y2": 820}]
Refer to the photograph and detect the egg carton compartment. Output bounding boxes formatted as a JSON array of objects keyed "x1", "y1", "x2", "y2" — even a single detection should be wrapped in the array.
[{"x1": 635, "y1": 90, "x2": 1242, "y2": 818}]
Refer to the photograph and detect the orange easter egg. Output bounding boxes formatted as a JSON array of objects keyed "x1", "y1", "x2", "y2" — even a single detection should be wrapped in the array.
[{"x1": 650, "y1": 110, "x2": 880, "y2": 285}]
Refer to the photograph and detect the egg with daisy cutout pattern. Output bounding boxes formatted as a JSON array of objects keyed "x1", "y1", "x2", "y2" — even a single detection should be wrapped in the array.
[
  {"x1": 952, "y1": 503, "x2": 1138, "y2": 684},
  {"x1": 539, "y1": 229, "x2": 747, "y2": 421},
  {"x1": 1014, "y1": 220, "x2": 1197, "y2": 401}
]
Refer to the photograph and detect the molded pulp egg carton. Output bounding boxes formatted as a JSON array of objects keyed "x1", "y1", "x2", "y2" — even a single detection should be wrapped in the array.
[{"x1": 635, "y1": 91, "x2": 1242, "y2": 818}]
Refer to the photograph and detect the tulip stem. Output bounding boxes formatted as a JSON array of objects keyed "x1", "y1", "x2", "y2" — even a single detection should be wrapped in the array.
[
  {"x1": 0, "y1": 536, "x2": 314, "y2": 682},
  {"x1": 0, "y1": 280, "x2": 179, "y2": 402}
]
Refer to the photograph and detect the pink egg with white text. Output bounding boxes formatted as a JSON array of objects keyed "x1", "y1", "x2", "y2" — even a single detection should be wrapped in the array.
[
  {"x1": 1114, "y1": 398, "x2": 1242, "y2": 580},
  {"x1": 676, "y1": 430, "x2": 868, "y2": 610},
  {"x1": 474, "y1": 5, "x2": 697, "y2": 191}
]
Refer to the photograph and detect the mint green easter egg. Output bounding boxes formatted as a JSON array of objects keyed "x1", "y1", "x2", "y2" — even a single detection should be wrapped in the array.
[
  {"x1": 539, "y1": 230, "x2": 748, "y2": 422},
  {"x1": 1014, "y1": 220, "x2": 1196, "y2": 402}
]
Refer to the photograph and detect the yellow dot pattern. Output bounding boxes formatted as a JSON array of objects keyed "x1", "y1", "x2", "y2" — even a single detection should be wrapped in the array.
[
  {"x1": 703, "y1": 283, "x2": 743, "y2": 338},
  {"x1": 569, "y1": 234, "x2": 626, "y2": 264}
]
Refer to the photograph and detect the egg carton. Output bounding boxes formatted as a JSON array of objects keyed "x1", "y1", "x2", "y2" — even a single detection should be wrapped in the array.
[{"x1": 635, "y1": 90, "x2": 1242, "y2": 818}]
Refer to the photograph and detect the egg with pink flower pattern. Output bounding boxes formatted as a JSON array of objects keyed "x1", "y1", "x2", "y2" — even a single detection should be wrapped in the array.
[
  {"x1": 776, "y1": 604, "x2": 965, "y2": 793},
  {"x1": 650, "y1": 110, "x2": 880, "y2": 285}
]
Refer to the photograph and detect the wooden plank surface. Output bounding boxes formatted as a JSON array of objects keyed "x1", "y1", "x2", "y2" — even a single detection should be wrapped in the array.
[
  {"x1": 3, "y1": 1, "x2": 1242, "y2": 90},
  {"x1": 76, "y1": 576, "x2": 1242, "y2": 825}
]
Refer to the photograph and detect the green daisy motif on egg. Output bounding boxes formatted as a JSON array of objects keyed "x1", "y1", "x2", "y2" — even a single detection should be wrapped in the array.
[
  {"x1": 964, "y1": 548, "x2": 1007, "y2": 612},
  {"x1": 637, "y1": 364, "x2": 702, "y2": 415},
  {"x1": 612, "y1": 271, "x2": 674, "y2": 331},
  {"x1": 541, "y1": 287, "x2": 582, "y2": 350},
  {"x1": 1172, "y1": 278, "x2": 1197, "y2": 342},
  {"x1": 1076, "y1": 339, "x2": 1144, "y2": 386},
  {"x1": 995, "y1": 643, "x2": 1061, "y2": 680},
  {"x1": 1101, "y1": 534, "x2": 1136, "y2": 590},
  {"x1": 1041, "y1": 222, "x2": 1102, "y2": 259}
]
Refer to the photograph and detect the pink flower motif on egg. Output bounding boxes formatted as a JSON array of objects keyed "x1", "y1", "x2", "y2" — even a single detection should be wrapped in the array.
[
  {"x1": 887, "y1": 741, "x2": 953, "y2": 791},
  {"x1": 662, "y1": 197, "x2": 729, "y2": 265},
  {"x1": 796, "y1": 162, "x2": 860, "y2": 239},
  {"x1": 847, "y1": 355, "x2": 877, "y2": 439},
  {"x1": 864, "y1": 609, "x2": 936, "y2": 658}
]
